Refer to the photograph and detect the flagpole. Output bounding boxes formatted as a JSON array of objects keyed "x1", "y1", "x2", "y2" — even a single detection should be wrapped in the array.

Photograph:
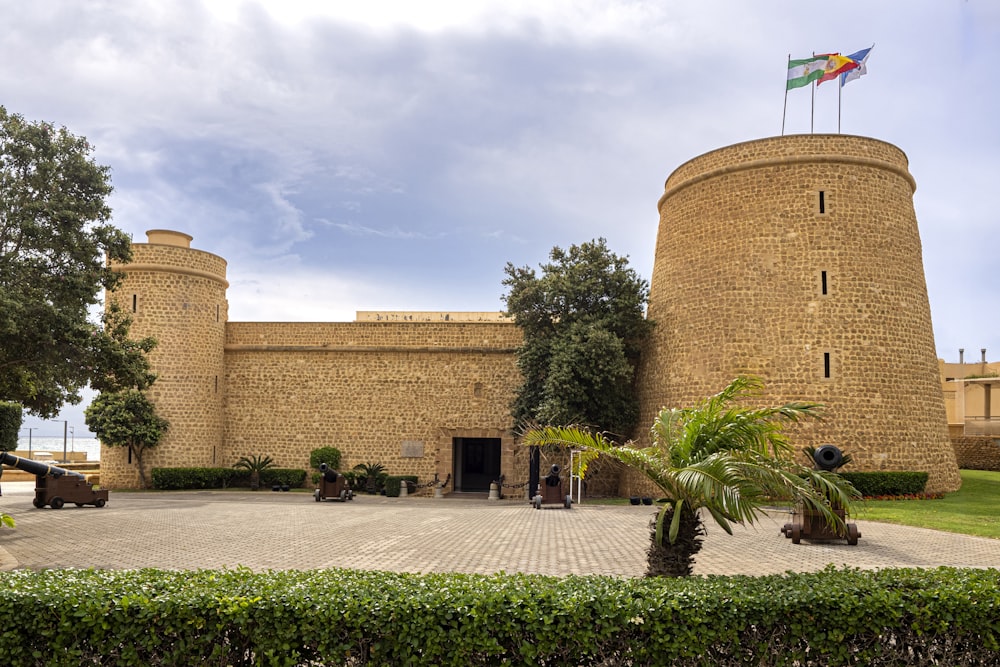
[
  {"x1": 838, "y1": 76, "x2": 842, "y2": 133},
  {"x1": 810, "y1": 52, "x2": 816, "y2": 133},
  {"x1": 781, "y1": 54, "x2": 790, "y2": 135}
]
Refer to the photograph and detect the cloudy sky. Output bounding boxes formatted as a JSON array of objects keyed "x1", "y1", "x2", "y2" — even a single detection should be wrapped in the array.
[{"x1": 7, "y1": 0, "x2": 998, "y2": 436}]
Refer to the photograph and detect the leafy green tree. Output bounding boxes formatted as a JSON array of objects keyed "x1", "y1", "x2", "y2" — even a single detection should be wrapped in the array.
[
  {"x1": 522, "y1": 376, "x2": 861, "y2": 577},
  {"x1": 85, "y1": 389, "x2": 169, "y2": 489},
  {"x1": 0, "y1": 106, "x2": 154, "y2": 417},
  {"x1": 502, "y1": 238, "x2": 652, "y2": 438}
]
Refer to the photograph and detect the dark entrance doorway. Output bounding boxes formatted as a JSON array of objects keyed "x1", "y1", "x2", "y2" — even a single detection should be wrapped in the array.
[{"x1": 453, "y1": 437, "x2": 501, "y2": 492}]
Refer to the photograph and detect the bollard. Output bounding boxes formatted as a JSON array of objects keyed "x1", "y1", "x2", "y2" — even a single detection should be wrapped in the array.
[
  {"x1": 399, "y1": 481, "x2": 408, "y2": 498},
  {"x1": 434, "y1": 485, "x2": 444, "y2": 499},
  {"x1": 488, "y1": 481, "x2": 499, "y2": 501}
]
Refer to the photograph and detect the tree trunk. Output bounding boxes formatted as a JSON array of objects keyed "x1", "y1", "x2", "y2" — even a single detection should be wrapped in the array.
[
  {"x1": 645, "y1": 505, "x2": 705, "y2": 577},
  {"x1": 133, "y1": 446, "x2": 148, "y2": 489}
]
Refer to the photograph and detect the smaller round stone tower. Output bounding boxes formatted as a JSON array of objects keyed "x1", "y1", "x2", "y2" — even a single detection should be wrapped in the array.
[{"x1": 102, "y1": 230, "x2": 229, "y2": 488}]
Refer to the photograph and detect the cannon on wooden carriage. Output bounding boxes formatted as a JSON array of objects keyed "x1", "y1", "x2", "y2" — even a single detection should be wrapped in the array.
[
  {"x1": 313, "y1": 462, "x2": 354, "y2": 502},
  {"x1": 532, "y1": 464, "x2": 572, "y2": 510},
  {"x1": 780, "y1": 444, "x2": 860, "y2": 545},
  {"x1": 0, "y1": 452, "x2": 108, "y2": 509}
]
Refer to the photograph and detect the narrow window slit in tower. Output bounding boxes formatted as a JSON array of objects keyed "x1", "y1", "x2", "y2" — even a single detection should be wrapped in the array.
[
  {"x1": 214, "y1": 376, "x2": 218, "y2": 393},
  {"x1": 821, "y1": 271, "x2": 828, "y2": 295},
  {"x1": 818, "y1": 190, "x2": 826, "y2": 214},
  {"x1": 216, "y1": 304, "x2": 220, "y2": 322},
  {"x1": 824, "y1": 352, "x2": 831, "y2": 379},
  {"x1": 132, "y1": 294, "x2": 137, "y2": 313}
]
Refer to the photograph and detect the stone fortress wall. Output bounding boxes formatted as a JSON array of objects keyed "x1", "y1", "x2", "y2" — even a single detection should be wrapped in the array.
[
  {"x1": 103, "y1": 135, "x2": 963, "y2": 495},
  {"x1": 101, "y1": 230, "x2": 524, "y2": 490}
]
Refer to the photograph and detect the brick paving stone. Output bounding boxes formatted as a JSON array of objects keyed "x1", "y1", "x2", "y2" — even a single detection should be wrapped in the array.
[{"x1": 1, "y1": 482, "x2": 998, "y2": 576}]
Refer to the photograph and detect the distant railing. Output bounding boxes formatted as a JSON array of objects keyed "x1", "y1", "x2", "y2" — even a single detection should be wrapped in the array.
[{"x1": 963, "y1": 417, "x2": 1000, "y2": 436}]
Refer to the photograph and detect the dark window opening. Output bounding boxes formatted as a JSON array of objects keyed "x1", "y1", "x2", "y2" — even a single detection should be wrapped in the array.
[
  {"x1": 132, "y1": 294, "x2": 137, "y2": 313},
  {"x1": 821, "y1": 271, "x2": 828, "y2": 295},
  {"x1": 818, "y1": 191, "x2": 826, "y2": 214},
  {"x1": 214, "y1": 376, "x2": 218, "y2": 393},
  {"x1": 216, "y1": 304, "x2": 220, "y2": 322},
  {"x1": 824, "y1": 352, "x2": 831, "y2": 378}
]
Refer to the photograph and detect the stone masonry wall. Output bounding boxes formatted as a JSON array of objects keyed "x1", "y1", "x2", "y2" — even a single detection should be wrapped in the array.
[
  {"x1": 223, "y1": 322, "x2": 523, "y2": 493},
  {"x1": 634, "y1": 134, "x2": 961, "y2": 495},
  {"x1": 952, "y1": 436, "x2": 1000, "y2": 471}
]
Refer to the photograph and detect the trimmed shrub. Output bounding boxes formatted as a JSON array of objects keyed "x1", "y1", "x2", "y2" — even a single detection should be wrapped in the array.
[
  {"x1": 0, "y1": 401, "x2": 22, "y2": 452},
  {"x1": 840, "y1": 471, "x2": 929, "y2": 497},
  {"x1": 151, "y1": 467, "x2": 244, "y2": 490},
  {"x1": 0, "y1": 566, "x2": 997, "y2": 666},
  {"x1": 260, "y1": 468, "x2": 307, "y2": 489},
  {"x1": 309, "y1": 446, "x2": 342, "y2": 472},
  {"x1": 385, "y1": 475, "x2": 418, "y2": 497}
]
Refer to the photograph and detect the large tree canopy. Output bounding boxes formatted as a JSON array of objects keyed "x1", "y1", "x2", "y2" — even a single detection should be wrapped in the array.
[
  {"x1": 0, "y1": 106, "x2": 154, "y2": 417},
  {"x1": 502, "y1": 238, "x2": 653, "y2": 437}
]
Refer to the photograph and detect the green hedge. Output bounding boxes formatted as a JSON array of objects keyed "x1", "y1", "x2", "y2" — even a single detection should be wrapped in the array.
[
  {"x1": 260, "y1": 468, "x2": 307, "y2": 489},
  {"x1": 152, "y1": 467, "x2": 307, "y2": 490},
  {"x1": 0, "y1": 566, "x2": 997, "y2": 666},
  {"x1": 840, "y1": 471, "x2": 929, "y2": 497},
  {"x1": 151, "y1": 467, "x2": 243, "y2": 489},
  {"x1": 384, "y1": 475, "x2": 418, "y2": 497}
]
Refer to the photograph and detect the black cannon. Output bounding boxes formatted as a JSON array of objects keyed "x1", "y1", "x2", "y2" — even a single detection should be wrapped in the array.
[
  {"x1": 314, "y1": 462, "x2": 354, "y2": 502},
  {"x1": 532, "y1": 464, "x2": 572, "y2": 510},
  {"x1": 781, "y1": 445, "x2": 860, "y2": 545},
  {"x1": 0, "y1": 452, "x2": 109, "y2": 509}
]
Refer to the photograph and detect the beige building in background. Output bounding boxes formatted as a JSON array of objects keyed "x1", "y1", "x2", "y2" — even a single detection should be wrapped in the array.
[
  {"x1": 940, "y1": 352, "x2": 1000, "y2": 471},
  {"x1": 102, "y1": 134, "x2": 964, "y2": 495}
]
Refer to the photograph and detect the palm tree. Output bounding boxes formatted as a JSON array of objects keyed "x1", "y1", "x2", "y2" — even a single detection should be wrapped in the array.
[
  {"x1": 521, "y1": 376, "x2": 860, "y2": 577},
  {"x1": 233, "y1": 454, "x2": 275, "y2": 491}
]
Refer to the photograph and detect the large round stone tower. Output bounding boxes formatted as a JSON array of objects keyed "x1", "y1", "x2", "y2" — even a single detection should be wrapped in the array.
[
  {"x1": 636, "y1": 135, "x2": 961, "y2": 494},
  {"x1": 102, "y1": 230, "x2": 229, "y2": 488}
]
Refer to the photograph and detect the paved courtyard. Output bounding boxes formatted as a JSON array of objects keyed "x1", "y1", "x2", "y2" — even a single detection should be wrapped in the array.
[{"x1": 1, "y1": 481, "x2": 998, "y2": 575}]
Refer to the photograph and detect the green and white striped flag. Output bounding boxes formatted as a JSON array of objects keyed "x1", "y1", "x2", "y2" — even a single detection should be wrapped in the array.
[{"x1": 787, "y1": 56, "x2": 828, "y2": 90}]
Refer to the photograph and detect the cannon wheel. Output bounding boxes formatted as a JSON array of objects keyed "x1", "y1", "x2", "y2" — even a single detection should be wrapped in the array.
[
  {"x1": 95, "y1": 499, "x2": 106, "y2": 508},
  {"x1": 533, "y1": 495, "x2": 541, "y2": 510},
  {"x1": 314, "y1": 489, "x2": 322, "y2": 502},
  {"x1": 50, "y1": 497, "x2": 64, "y2": 510},
  {"x1": 790, "y1": 523, "x2": 801, "y2": 545},
  {"x1": 564, "y1": 494, "x2": 572, "y2": 509},
  {"x1": 781, "y1": 523, "x2": 792, "y2": 538},
  {"x1": 348, "y1": 490, "x2": 354, "y2": 500},
  {"x1": 75, "y1": 502, "x2": 85, "y2": 507},
  {"x1": 339, "y1": 489, "x2": 347, "y2": 501},
  {"x1": 847, "y1": 523, "x2": 860, "y2": 546},
  {"x1": 32, "y1": 498, "x2": 43, "y2": 508}
]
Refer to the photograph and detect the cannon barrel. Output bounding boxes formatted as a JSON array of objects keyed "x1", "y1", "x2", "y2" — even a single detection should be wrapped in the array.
[
  {"x1": 319, "y1": 462, "x2": 340, "y2": 483},
  {"x1": 813, "y1": 444, "x2": 844, "y2": 471},
  {"x1": 0, "y1": 452, "x2": 86, "y2": 480}
]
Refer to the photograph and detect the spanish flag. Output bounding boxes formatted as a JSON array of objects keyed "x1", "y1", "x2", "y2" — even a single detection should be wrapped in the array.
[{"x1": 817, "y1": 54, "x2": 859, "y2": 86}]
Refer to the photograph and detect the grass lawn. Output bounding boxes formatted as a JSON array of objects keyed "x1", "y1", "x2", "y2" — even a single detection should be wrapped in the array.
[{"x1": 855, "y1": 469, "x2": 1000, "y2": 539}]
